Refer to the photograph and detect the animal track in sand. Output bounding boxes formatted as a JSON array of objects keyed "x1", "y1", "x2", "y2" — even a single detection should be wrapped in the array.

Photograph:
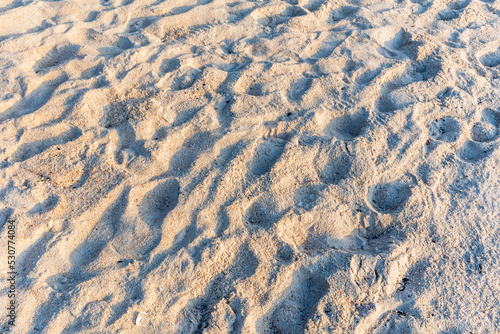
[
  {"x1": 366, "y1": 182, "x2": 412, "y2": 214},
  {"x1": 428, "y1": 116, "x2": 460, "y2": 142}
]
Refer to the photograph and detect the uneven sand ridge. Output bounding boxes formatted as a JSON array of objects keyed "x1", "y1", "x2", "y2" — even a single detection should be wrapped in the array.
[{"x1": 0, "y1": 0, "x2": 499, "y2": 332}]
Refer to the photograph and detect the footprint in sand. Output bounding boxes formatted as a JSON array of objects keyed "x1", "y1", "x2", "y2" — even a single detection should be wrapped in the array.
[
  {"x1": 381, "y1": 29, "x2": 423, "y2": 60},
  {"x1": 318, "y1": 152, "x2": 351, "y2": 184},
  {"x1": 331, "y1": 6, "x2": 360, "y2": 22},
  {"x1": 480, "y1": 48, "x2": 500, "y2": 68},
  {"x1": 244, "y1": 197, "x2": 280, "y2": 229},
  {"x1": 178, "y1": 244, "x2": 258, "y2": 332},
  {"x1": 376, "y1": 55, "x2": 442, "y2": 113},
  {"x1": 72, "y1": 178, "x2": 181, "y2": 267},
  {"x1": 471, "y1": 122, "x2": 498, "y2": 143},
  {"x1": 315, "y1": 142, "x2": 352, "y2": 185},
  {"x1": 294, "y1": 184, "x2": 325, "y2": 211},
  {"x1": 458, "y1": 108, "x2": 499, "y2": 162},
  {"x1": 470, "y1": 108, "x2": 500, "y2": 142},
  {"x1": 287, "y1": 77, "x2": 313, "y2": 103},
  {"x1": 117, "y1": 178, "x2": 180, "y2": 258},
  {"x1": 28, "y1": 195, "x2": 59, "y2": 214},
  {"x1": 138, "y1": 178, "x2": 180, "y2": 229},
  {"x1": 325, "y1": 108, "x2": 369, "y2": 141},
  {"x1": 247, "y1": 83, "x2": 265, "y2": 96},
  {"x1": 11, "y1": 125, "x2": 82, "y2": 162},
  {"x1": 64, "y1": 300, "x2": 110, "y2": 332},
  {"x1": 457, "y1": 141, "x2": 495, "y2": 163},
  {"x1": 159, "y1": 58, "x2": 181, "y2": 76},
  {"x1": 85, "y1": 11, "x2": 100, "y2": 22},
  {"x1": 33, "y1": 44, "x2": 80, "y2": 73},
  {"x1": 69, "y1": 187, "x2": 130, "y2": 268},
  {"x1": 125, "y1": 16, "x2": 158, "y2": 33},
  {"x1": 0, "y1": 73, "x2": 68, "y2": 123},
  {"x1": 366, "y1": 182, "x2": 412, "y2": 214},
  {"x1": 171, "y1": 67, "x2": 202, "y2": 91},
  {"x1": 18, "y1": 231, "x2": 54, "y2": 288},
  {"x1": 249, "y1": 135, "x2": 290, "y2": 177},
  {"x1": 114, "y1": 36, "x2": 134, "y2": 50},
  {"x1": 436, "y1": 0, "x2": 471, "y2": 21},
  {"x1": 428, "y1": 116, "x2": 460, "y2": 142},
  {"x1": 281, "y1": 5, "x2": 307, "y2": 18},
  {"x1": 260, "y1": 268, "x2": 329, "y2": 333},
  {"x1": 370, "y1": 310, "x2": 416, "y2": 333},
  {"x1": 81, "y1": 63, "x2": 104, "y2": 80},
  {"x1": 167, "y1": 131, "x2": 215, "y2": 176},
  {"x1": 99, "y1": 101, "x2": 131, "y2": 128},
  {"x1": 303, "y1": 0, "x2": 327, "y2": 12}
]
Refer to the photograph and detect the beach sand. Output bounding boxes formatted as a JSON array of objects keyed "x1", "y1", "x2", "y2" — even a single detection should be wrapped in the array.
[{"x1": 0, "y1": 0, "x2": 499, "y2": 332}]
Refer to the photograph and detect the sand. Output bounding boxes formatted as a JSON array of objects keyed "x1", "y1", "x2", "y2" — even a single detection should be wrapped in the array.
[{"x1": 0, "y1": 0, "x2": 499, "y2": 332}]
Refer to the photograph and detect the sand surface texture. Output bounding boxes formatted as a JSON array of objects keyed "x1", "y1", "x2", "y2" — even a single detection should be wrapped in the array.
[{"x1": 0, "y1": 0, "x2": 499, "y2": 332}]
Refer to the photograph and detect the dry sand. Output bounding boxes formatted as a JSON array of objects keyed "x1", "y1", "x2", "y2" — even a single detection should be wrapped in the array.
[{"x1": 0, "y1": 0, "x2": 499, "y2": 332}]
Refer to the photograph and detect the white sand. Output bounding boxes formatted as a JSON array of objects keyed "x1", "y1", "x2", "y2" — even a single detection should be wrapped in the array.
[{"x1": 0, "y1": 0, "x2": 499, "y2": 332}]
